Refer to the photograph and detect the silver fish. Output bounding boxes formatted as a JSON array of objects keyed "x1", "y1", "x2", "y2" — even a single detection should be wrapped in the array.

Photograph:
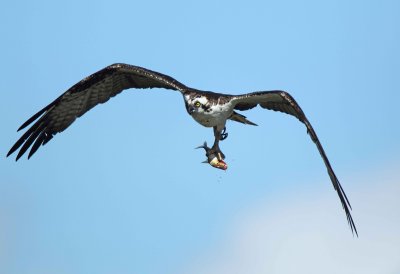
[{"x1": 196, "y1": 142, "x2": 228, "y2": 170}]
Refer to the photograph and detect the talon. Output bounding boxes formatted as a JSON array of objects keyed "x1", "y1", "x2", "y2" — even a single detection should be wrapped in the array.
[
  {"x1": 220, "y1": 127, "x2": 228, "y2": 141},
  {"x1": 210, "y1": 144, "x2": 225, "y2": 160},
  {"x1": 217, "y1": 151, "x2": 225, "y2": 160},
  {"x1": 220, "y1": 132, "x2": 228, "y2": 140}
]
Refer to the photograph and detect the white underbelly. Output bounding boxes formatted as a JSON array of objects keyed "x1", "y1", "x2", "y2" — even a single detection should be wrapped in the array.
[{"x1": 192, "y1": 111, "x2": 231, "y2": 128}]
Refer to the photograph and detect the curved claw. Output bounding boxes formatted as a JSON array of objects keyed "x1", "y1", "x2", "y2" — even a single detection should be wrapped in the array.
[
  {"x1": 219, "y1": 127, "x2": 228, "y2": 141},
  {"x1": 220, "y1": 132, "x2": 228, "y2": 141},
  {"x1": 214, "y1": 149, "x2": 225, "y2": 160}
]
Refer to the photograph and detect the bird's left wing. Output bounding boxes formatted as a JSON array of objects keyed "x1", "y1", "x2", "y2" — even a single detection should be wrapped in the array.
[
  {"x1": 7, "y1": 63, "x2": 189, "y2": 160},
  {"x1": 231, "y1": 90, "x2": 358, "y2": 236}
]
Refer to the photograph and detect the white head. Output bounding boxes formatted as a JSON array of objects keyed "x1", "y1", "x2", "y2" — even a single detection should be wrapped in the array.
[{"x1": 185, "y1": 94, "x2": 212, "y2": 115}]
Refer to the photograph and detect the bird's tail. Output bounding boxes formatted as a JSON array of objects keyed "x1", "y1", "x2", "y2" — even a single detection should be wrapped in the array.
[{"x1": 229, "y1": 111, "x2": 258, "y2": 126}]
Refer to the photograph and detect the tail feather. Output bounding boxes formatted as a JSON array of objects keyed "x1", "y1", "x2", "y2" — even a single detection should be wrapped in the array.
[{"x1": 229, "y1": 111, "x2": 257, "y2": 126}]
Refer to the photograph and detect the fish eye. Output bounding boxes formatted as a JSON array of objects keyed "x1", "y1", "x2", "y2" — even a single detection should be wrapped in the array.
[{"x1": 194, "y1": 101, "x2": 201, "y2": 108}]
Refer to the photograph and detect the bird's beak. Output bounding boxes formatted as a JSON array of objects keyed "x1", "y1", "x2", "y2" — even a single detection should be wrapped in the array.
[{"x1": 188, "y1": 106, "x2": 196, "y2": 114}]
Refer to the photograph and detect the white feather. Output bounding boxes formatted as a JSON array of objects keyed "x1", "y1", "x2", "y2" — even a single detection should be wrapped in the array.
[{"x1": 185, "y1": 95, "x2": 234, "y2": 129}]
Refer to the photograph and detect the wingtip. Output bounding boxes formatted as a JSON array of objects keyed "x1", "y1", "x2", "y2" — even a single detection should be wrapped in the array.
[
  {"x1": 6, "y1": 147, "x2": 16, "y2": 160},
  {"x1": 350, "y1": 225, "x2": 359, "y2": 238},
  {"x1": 351, "y1": 219, "x2": 359, "y2": 238},
  {"x1": 345, "y1": 207, "x2": 358, "y2": 237},
  {"x1": 7, "y1": 146, "x2": 18, "y2": 158},
  {"x1": 15, "y1": 154, "x2": 22, "y2": 161}
]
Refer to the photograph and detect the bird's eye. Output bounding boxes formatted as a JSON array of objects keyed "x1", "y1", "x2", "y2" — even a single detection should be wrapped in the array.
[{"x1": 194, "y1": 101, "x2": 201, "y2": 108}]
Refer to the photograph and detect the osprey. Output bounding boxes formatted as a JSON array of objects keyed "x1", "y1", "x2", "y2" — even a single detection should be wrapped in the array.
[{"x1": 7, "y1": 63, "x2": 357, "y2": 235}]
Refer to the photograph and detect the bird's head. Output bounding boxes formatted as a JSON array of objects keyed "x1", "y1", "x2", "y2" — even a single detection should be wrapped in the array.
[{"x1": 185, "y1": 95, "x2": 211, "y2": 115}]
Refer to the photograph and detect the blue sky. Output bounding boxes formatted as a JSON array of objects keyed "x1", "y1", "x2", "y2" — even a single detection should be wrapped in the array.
[{"x1": 1, "y1": 0, "x2": 399, "y2": 273}]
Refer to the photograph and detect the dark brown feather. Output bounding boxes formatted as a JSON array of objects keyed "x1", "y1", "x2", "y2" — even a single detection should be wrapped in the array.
[
  {"x1": 8, "y1": 63, "x2": 188, "y2": 160},
  {"x1": 232, "y1": 90, "x2": 358, "y2": 236}
]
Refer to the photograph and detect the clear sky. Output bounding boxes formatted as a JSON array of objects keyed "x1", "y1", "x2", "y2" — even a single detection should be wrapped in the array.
[{"x1": 1, "y1": 0, "x2": 399, "y2": 273}]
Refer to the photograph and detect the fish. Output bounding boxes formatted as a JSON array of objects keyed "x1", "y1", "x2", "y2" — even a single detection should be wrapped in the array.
[{"x1": 196, "y1": 142, "x2": 228, "y2": 170}]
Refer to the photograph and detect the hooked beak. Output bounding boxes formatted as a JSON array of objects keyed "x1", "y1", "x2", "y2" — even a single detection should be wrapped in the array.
[{"x1": 188, "y1": 106, "x2": 196, "y2": 114}]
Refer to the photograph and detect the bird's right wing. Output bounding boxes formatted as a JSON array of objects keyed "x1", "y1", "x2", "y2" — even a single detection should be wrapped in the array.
[{"x1": 8, "y1": 63, "x2": 189, "y2": 160}]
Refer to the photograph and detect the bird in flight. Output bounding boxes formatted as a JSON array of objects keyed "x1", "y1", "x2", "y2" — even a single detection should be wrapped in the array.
[{"x1": 7, "y1": 63, "x2": 357, "y2": 235}]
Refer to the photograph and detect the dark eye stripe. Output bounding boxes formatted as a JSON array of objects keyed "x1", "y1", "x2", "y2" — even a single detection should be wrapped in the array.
[{"x1": 202, "y1": 103, "x2": 211, "y2": 110}]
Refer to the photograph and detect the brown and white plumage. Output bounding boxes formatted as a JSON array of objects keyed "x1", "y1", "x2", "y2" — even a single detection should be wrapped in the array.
[
  {"x1": 7, "y1": 64, "x2": 188, "y2": 160},
  {"x1": 232, "y1": 91, "x2": 357, "y2": 236},
  {"x1": 7, "y1": 63, "x2": 357, "y2": 235}
]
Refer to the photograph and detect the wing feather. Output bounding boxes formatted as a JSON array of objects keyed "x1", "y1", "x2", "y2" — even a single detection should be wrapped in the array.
[
  {"x1": 8, "y1": 63, "x2": 188, "y2": 160},
  {"x1": 232, "y1": 90, "x2": 358, "y2": 236}
]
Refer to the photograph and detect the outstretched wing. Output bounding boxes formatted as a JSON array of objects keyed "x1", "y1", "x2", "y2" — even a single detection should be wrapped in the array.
[
  {"x1": 8, "y1": 63, "x2": 189, "y2": 160},
  {"x1": 232, "y1": 90, "x2": 358, "y2": 236}
]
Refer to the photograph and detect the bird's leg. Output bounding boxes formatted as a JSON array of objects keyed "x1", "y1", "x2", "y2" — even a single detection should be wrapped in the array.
[{"x1": 210, "y1": 127, "x2": 226, "y2": 160}]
